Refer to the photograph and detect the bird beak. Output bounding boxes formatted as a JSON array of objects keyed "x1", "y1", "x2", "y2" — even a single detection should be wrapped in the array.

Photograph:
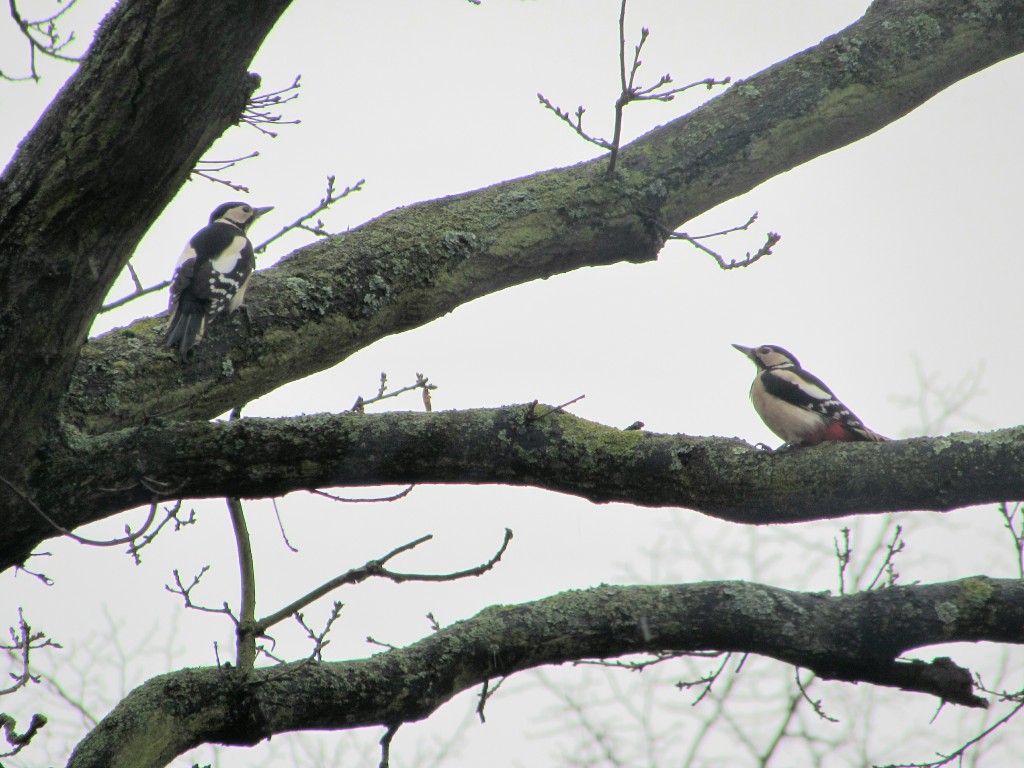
[
  {"x1": 732, "y1": 344, "x2": 756, "y2": 361},
  {"x1": 253, "y1": 206, "x2": 274, "y2": 218}
]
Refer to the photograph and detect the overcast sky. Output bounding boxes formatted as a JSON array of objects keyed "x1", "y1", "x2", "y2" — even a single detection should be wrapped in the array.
[{"x1": 2, "y1": 2, "x2": 1022, "y2": 766}]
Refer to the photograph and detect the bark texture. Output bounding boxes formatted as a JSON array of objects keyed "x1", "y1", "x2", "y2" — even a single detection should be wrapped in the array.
[
  {"x1": 8, "y1": 410, "x2": 1024, "y2": 571},
  {"x1": 67, "y1": 577, "x2": 1024, "y2": 768}
]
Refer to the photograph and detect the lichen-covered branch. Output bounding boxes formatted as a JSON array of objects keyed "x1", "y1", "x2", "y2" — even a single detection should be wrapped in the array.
[
  {"x1": 8, "y1": 407, "x2": 1023, "y2": 571},
  {"x1": 66, "y1": 577, "x2": 1024, "y2": 768}
]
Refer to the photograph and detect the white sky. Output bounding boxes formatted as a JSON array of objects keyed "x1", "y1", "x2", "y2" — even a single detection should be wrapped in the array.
[{"x1": 2, "y1": 1, "x2": 1023, "y2": 766}]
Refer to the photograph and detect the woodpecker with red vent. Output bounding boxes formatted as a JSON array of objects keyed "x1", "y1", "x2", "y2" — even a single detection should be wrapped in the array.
[{"x1": 733, "y1": 343, "x2": 889, "y2": 447}]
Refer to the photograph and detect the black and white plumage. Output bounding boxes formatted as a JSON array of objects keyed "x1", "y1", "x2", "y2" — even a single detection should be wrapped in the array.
[
  {"x1": 165, "y1": 202, "x2": 272, "y2": 355},
  {"x1": 733, "y1": 344, "x2": 889, "y2": 446}
]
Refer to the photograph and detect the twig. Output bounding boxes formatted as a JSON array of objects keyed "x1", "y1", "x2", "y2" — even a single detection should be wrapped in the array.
[
  {"x1": 125, "y1": 501, "x2": 196, "y2": 565},
  {"x1": 0, "y1": 476, "x2": 161, "y2": 550},
  {"x1": 311, "y1": 486, "x2": 414, "y2": 504},
  {"x1": 997, "y1": 502, "x2": 1024, "y2": 579},
  {"x1": 165, "y1": 567, "x2": 237, "y2": 623},
  {"x1": 676, "y1": 652, "x2": 734, "y2": 706},
  {"x1": 875, "y1": 694, "x2": 1024, "y2": 768},
  {"x1": 866, "y1": 524, "x2": 905, "y2": 590},
  {"x1": 243, "y1": 75, "x2": 302, "y2": 138},
  {"x1": 100, "y1": 279, "x2": 171, "y2": 313},
  {"x1": 191, "y1": 152, "x2": 260, "y2": 192},
  {"x1": 0, "y1": 713, "x2": 47, "y2": 759},
  {"x1": 270, "y1": 497, "x2": 299, "y2": 552},
  {"x1": 349, "y1": 372, "x2": 435, "y2": 413},
  {"x1": 524, "y1": 394, "x2": 586, "y2": 423},
  {"x1": 794, "y1": 668, "x2": 838, "y2": 722},
  {"x1": 537, "y1": 0, "x2": 729, "y2": 176},
  {"x1": 228, "y1": 497, "x2": 258, "y2": 672},
  {"x1": 834, "y1": 526, "x2": 851, "y2": 596},
  {"x1": 255, "y1": 175, "x2": 365, "y2": 253},
  {"x1": 0, "y1": 609, "x2": 61, "y2": 696},
  {"x1": 379, "y1": 723, "x2": 400, "y2": 768},
  {"x1": 293, "y1": 601, "x2": 343, "y2": 661},
  {"x1": 2, "y1": 0, "x2": 81, "y2": 82},
  {"x1": 476, "y1": 677, "x2": 506, "y2": 723},
  {"x1": 254, "y1": 529, "x2": 513, "y2": 634},
  {"x1": 669, "y1": 212, "x2": 781, "y2": 269}
]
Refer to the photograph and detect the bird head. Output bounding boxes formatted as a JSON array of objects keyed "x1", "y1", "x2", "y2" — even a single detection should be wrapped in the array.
[
  {"x1": 732, "y1": 343, "x2": 800, "y2": 370},
  {"x1": 209, "y1": 202, "x2": 274, "y2": 231}
]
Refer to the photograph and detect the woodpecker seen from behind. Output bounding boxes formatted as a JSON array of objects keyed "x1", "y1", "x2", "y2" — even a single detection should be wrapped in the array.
[
  {"x1": 165, "y1": 202, "x2": 273, "y2": 355},
  {"x1": 733, "y1": 343, "x2": 890, "y2": 447}
]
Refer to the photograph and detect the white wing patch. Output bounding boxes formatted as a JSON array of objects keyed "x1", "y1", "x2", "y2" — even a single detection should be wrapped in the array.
[{"x1": 210, "y1": 236, "x2": 247, "y2": 273}]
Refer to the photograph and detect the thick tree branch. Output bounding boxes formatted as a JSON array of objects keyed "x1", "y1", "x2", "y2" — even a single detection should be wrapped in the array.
[
  {"x1": 8, "y1": 408, "x2": 1023, "y2": 570},
  {"x1": 66, "y1": 577, "x2": 1024, "y2": 768},
  {"x1": 60, "y1": 0, "x2": 1024, "y2": 435}
]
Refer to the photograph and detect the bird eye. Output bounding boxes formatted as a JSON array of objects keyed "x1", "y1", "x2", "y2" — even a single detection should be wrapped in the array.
[
  {"x1": 242, "y1": 205, "x2": 252, "y2": 212},
  {"x1": 759, "y1": 346, "x2": 772, "y2": 354}
]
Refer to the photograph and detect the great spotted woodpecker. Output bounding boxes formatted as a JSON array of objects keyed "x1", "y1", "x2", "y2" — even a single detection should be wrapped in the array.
[
  {"x1": 165, "y1": 202, "x2": 273, "y2": 355},
  {"x1": 733, "y1": 344, "x2": 889, "y2": 447}
]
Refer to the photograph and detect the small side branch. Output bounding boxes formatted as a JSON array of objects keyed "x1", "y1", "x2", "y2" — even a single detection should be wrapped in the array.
[
  {"x1": 0, "y1": 712, "x2": 47, "y2": 759},
  {"x1": 2, "y1": 0, "x2": 81, "y2": 82},
  {"x1": 350, "y1": 371, "x2": 435, "y2": 414},
  {"x1": 191, "y1": 152, "x2": 259, "y2": 193},
  {"x1": 0, "y1": 608, "x2": 61, "y2": 696},
  {"x1": 254, "y1": 529, "x2": 514, "y2": 635},
  {"x1": 255, "y1": 175, "x2": 365, "y2": 254},
  {"x1": 243, "y1": 75, "x2": 302, "y2": 138},
  {"x1": 668, "y1": 212, "x2": 780, "y2": 269},
  {"x1": 537, "y1": 0, "x2": 729, "y2": 176}
]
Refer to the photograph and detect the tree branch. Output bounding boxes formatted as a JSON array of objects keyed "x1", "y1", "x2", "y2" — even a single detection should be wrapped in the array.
[
  {"x1": 66, "y1": 577, "x2": 1024, "y2": 768},
  {"x1": 10, "y1": 409, "x2": 1024, "y2": 570}
]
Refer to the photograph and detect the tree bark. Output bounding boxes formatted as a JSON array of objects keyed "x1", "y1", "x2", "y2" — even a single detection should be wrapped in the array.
[
  {"x1": 66, "y1": 577, "x2": 1024, "y2": 768},
  {"x1": 6, "y1": 409, "x2": 1023, "y2": 572}
]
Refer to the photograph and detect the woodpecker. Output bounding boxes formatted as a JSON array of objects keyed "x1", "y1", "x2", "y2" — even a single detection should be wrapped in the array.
[
  {"x1": 165, "y1": 202, "x2": 273, "y2": 355},
  {"x1": 733, "y1": 344, "x2": 889, "y2": 447}
]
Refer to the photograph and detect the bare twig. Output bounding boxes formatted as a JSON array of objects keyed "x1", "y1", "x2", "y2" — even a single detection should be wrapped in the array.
[
  {"x1": 997, "y1": 502, "x2": 1024, "y2": 579},
  {"x1": 524, "y1": 394, "x2": 586, "y2": 423},
  {"x1": 0, "y1": 476, "x2": 163, "y2": 552},
  {"x1": 227, "y1": 497, "x2": 258, "y2": 672},
  {"x1": 834, "y1": 527, "x2": 852, "y2": 596},
  {"x1": 0, "y1": 712, "x2": 47, "y2": 759},
  {"x1": 794, "y1": 668, "x2": 838, "y2": 723},
  {"x1": 243, "y1": 75, "x2": 302, "y2": 138},
  {"x1": 311, "y1": 486, "x2": 414, "y2": 504},
  {"x1": 2, "y1": 0, "x2": 81, "y2": 82},
  {"x1": 876, "y1": 692, "x2": 1024, "y2": 768},
  {"x1": 676, "y1": 652, "x2": 735, "y2": 706},
  {"x1": 538, "y1": 0, "x2": 729, "y2": 176},
  {"x1": 350, "y1": 371, "x2": 435, "y2": 413},
  {"x1": 0, "y1": 608, "x2": 61, "y2": 696},
  {"x1": 866, "y1": 524, "x2": 905, "y2": 590},
  {"x1": 165, "y1": 567, "x2": 238, "y2": 623},
  {"x1": 100, "y1": 279, "x2": 171, "y2": 313},
  {"x1": 254, "y1": 529, "x2": 513, "y2": 635},
  {"x1": 292, "y1": 601, "x2": 343, "y2": 661},
  {"x1": 476, "y1": 676, "x2": 507, "y2": 723},
  {"x1": 255, "y1": 175, "x2": 365, "y2": 254},
  {"x1": 125, "y1": 502, "x2": 196, "y2": 565},
  {"x1": 190, "y1": 152, "x2": 260, "y2": 192},
  {"x1": 379, "y1": 723, "x2": 400, "y2": 768},
  {"x1": 270, "y1": 497, "x2": 299, "y2": 553},
  {"x1": 669, "y1": 212, "x2": 781, "y2": 269}
]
